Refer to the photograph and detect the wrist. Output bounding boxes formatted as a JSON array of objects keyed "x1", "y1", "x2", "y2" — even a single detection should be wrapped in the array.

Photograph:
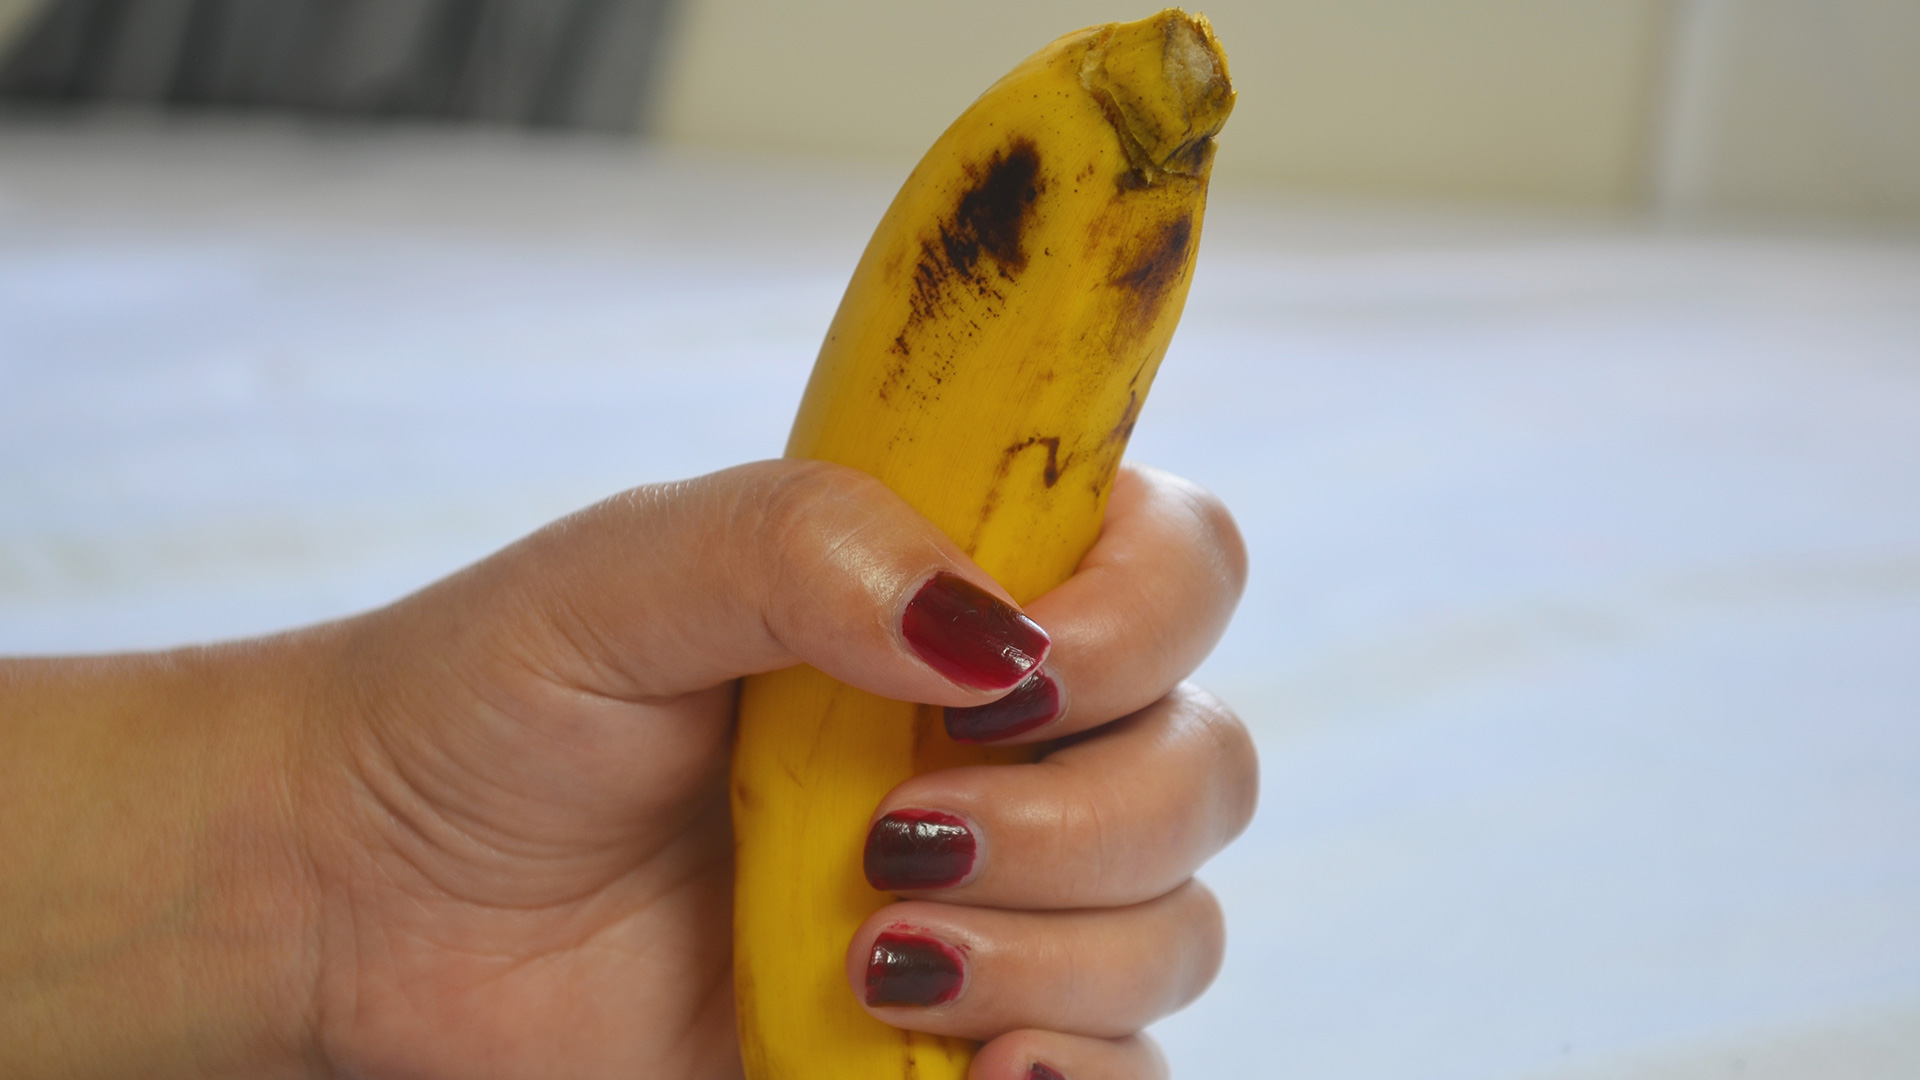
[{"x1": 0, "y1": 636, "x2": 327, "y2": 1078}]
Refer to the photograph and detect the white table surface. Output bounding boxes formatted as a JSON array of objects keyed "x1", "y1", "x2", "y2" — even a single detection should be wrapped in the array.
[{"x1": 4, "y1": 115, "x2": 1918, "y2": 1079}]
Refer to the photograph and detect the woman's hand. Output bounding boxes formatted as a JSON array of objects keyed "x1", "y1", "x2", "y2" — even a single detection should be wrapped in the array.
[{"x1": 0, "y1": 461, "x2": 1253, "y2": 1080}]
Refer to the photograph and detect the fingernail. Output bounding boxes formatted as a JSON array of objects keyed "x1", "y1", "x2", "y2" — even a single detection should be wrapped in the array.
[
  {"x1": 865, "y1": 930, "x2": 965, "y2": 1007},
  {"x1": 902, "y1": 572, "x2": 1049, "y2": 691},
  {"x1": 865, "y1": 810, "x2": 976, "y2": 891},
  {"x1": 945, "y1": 668, "x2": 1061, "y2": 743},
  {"x1": 1029, "y1": 1065, "x2": 1066, "y2": 1080}
]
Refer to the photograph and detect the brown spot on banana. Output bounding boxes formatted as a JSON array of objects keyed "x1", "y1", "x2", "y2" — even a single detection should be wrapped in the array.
[
  {"x1": 899, "y1": 140, "x2": 1045, "y2": 337},
  {"x1": 883, "y1": 140, "x2": 1046, "y2": 399},
  {"x1": 963, "y1": 435, "x2": 1070, "y2": 555},
  {"x1": 1085, "y1": 392, "x2": 1143, "y2": 497},
  {"x1": 1108, "y1": 390, "x2": 1142, "y2": 444},
  {"x1": 1035, "y1": 436, "x2": 1067, "y2": 487},
  {"x1": 943, "y1": 140, "x2": 1044, "y2": 278},
  {"x1": 1112, "y1": 214, "x2": 1194, "y2": 325}
]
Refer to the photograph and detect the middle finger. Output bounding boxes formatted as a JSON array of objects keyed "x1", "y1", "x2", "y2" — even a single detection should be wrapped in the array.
[{"x1": 863, "y1": 684, "x2": 1257, "y2": 909}]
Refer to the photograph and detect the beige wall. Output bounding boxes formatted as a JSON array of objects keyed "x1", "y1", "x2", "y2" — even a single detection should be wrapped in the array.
[
  {"x1": 654, "y1": 0, "x2": 1671, "y2": 206},
  {"x1": 1657, "y1": 0, "x2": 1920, "y2": 219},
  {"x1": 7, "y1": 0, "x2": 1912, "y2": 217},
  {"x1": 1203, "y1": 0, "x2": 1668, "y2": 204}
]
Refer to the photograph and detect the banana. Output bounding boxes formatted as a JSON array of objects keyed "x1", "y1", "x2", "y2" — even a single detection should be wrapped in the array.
[{"x1": 731, "y1": 11, "x2": 1233, "y2": 1079}]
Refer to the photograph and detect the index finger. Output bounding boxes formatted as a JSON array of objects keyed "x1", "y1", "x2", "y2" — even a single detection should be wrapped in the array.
[{"x1": 945, "y1": 464, "x2": 1246, "y2": 745}]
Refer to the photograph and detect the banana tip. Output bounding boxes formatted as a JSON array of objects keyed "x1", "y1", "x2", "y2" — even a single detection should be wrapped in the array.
[{"x1": 1081, "y1": 8, "x2": 1235, "y2": 182}]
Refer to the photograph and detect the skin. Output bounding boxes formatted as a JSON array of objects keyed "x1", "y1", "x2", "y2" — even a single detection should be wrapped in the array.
[{"x1": 0, "y1": 460, "x2": 1255, "y2": 1080}]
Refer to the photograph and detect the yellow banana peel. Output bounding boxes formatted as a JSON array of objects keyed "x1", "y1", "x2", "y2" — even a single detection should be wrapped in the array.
[{"x1": 732, "y1": 11, "x2": 1233, "y2": 1079}]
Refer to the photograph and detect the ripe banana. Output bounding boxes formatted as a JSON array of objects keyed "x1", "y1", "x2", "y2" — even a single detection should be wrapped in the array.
[{"x1": 732, "y1": 11, "x2": 1233, "y2": 1079}]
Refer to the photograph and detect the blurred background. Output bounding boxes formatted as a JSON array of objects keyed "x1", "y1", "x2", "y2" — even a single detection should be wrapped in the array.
[{"x1": 3, "y1": 1, "x2": 1917, "y2": 1077}]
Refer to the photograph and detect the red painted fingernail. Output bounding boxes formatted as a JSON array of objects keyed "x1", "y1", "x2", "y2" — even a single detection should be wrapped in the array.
[
  {"x1": 1029, "y1": 1065, "x2": 1066, "y2": 1080},
  {"x1": 945, "y1": 668, "x2": 1061, "y2": 743},
  {"x1": 902, "y1": 572, "x2": 1049, "y2": 691},
  {"x1": 865, "y1": 931, "x2": 965, "y2": 1007},
  {"x1": 865, "y1": 810, "x2": 976, "y2": 891}
]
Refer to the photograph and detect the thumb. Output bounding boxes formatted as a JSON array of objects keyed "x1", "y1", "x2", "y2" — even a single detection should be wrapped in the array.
[{"x1": 413, "y1": 460, "x2": 1048, "y2": 709}]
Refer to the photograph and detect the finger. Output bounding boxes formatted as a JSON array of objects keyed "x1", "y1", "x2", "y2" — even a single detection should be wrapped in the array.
[
  {"x1": 845, "y1": 880, "x2": 1225, "y2": 1041},
  {"x1": 971, "y1": 1031, "x2": 1168, "y2": 1080},
  {"x1": 396, "y1": 459, "x2": 1049, "y2": 707},
  {"x1": 943, "y1": 464, "x2": 1245, "y2": 745},
  {"x1": 863, "y1": 684, "x2": 1256, "y2": 908}
]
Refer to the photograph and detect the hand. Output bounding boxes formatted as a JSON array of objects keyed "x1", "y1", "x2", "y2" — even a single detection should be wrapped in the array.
[{"x1": 0, "y1": 461, "x2": 1252, "y2": 1080}]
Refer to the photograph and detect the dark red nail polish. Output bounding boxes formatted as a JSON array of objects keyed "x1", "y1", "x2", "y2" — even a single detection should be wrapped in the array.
[
  {"x1": 945, "y1": 668, "x2": 1061, "y2": 743},
  {"x1": 1029, "y1": 1065, "x2": 1066, "y2": 1080},
  {"x1": 865, "y1": 931, "x2": 965, "y2": 1007},
  {"x1": 902, "y1": 572, "x2": 1049, "y2": 691},
  {"x1": 865, "y1": 810, "x2": 976, "y2": 891}
]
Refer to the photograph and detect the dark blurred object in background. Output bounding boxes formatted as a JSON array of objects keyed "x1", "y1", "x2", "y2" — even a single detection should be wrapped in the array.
[{"x1": 0, "y1": 0, "x2": 677, "y2": 130}]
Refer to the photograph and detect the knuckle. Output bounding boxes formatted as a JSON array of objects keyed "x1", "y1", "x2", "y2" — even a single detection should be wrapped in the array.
[
  {"x1": 749, "y1": 459, "x2": 882, "y2": 555},
  {"x1": 1031, "y1": 759, "x2": 1160, "y2": 908},
  {"x1": 745, "y1": 460, "x2": 903, "y2": 627},
  {"x1": 1141, "y1": 467, "x2": 1247, "y2": 596},
  {"x1": 1134, "y1": 1033, "x2": 1173, "y2": 1080},
  {"x1": 1057, "y1": 776, "x2": 1120, "y2": 900},
  {"x1": 1174, "y1": 683, "x2": 1260, "y2": 845},
  {"x1": 1184, "y1": 486, "x2": 1249, "y2": 595},
  {"x1": 1172, "y1": 879, "x2": 1228, "y2": 1007}
]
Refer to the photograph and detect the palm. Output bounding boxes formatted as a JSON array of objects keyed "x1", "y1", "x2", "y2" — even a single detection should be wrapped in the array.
[{"x1": 313, "y1": 672, "x2": 748, "y2": 1080}]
